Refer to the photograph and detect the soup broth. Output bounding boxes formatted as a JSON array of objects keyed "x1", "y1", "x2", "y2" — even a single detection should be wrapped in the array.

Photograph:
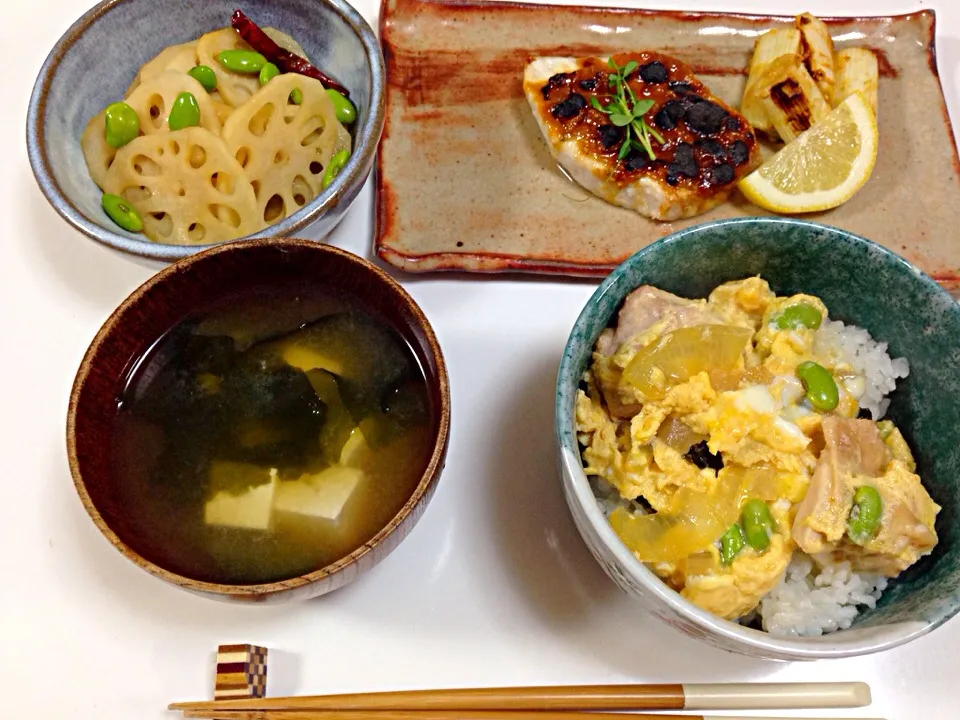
[{"x1": 109, "y1": 285, "x2": 435, "y2": 585}]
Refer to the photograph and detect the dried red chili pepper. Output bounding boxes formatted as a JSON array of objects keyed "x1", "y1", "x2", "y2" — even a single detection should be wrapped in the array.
[{"x1": 231, "y1": 9, "x2": 351, "y2": 98}]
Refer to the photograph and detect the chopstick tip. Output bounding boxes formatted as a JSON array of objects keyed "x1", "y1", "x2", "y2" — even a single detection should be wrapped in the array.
[{"x1": 852, "y1": 681, "x2": 872, "y2": 707}]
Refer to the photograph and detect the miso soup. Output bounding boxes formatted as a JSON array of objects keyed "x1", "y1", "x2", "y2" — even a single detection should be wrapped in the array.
[{"x1": 108, "y1": 285, "x2": 435, "y2": 585}]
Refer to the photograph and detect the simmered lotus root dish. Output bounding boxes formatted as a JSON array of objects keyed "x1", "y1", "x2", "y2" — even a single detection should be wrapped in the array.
[
  {"x1": 103, "y1": 127, "x2": 260, "y2": 245},
  {"x1": 80, "y1": 15, "x2": 356, "y2": 245},
  {"x1": 577, "y1": 278, "x2": 941, "y2": 636},
  {"x1": 223, "y1": 74, "x2": 351, "y2": 226}
]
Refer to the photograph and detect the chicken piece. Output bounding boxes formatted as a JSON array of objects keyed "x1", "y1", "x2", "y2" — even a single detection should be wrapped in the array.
[
  {"x1": 819, "y1": 460, "x2": 940, "y2": 576},
  {"x1": 792, "y1": 416, "x2": 891, "y2": 553},
  {"x1": 594, "y1": 286, "x2": 727, "y2": 417},
  {"x1": 793, "y1": 416, "x2": 938, "y2": 576},
  {"x1": 524, "y1": 52, "x2": 761, "y2": 221},
  {"x1": 792, "y1": 449, "x2": 844, "y2": 553},
  {"x1": 828, "y1": 416, "x2": 891, "y2": 474},
  {"x1": 604, "y1": 286, "x2": 726, "y2": 356}
]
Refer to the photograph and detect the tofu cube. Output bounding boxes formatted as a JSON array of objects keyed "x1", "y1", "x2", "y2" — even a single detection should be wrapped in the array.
[
  {"x1": 204, "y1": 463, "x2": 279, "y2": 530},
  {"x1": 273, "y1": 466, "x2": 364, "y2": 521}
]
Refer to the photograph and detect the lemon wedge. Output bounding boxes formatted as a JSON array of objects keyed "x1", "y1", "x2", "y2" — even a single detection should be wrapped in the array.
[{"x1": 739, "y1": 92, "x2": 878, "y2": 213}]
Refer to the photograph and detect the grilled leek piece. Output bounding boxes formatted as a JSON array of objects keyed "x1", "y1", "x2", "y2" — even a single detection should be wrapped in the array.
[
  {"x1": 834, "y1": 47, "x2": 879, "y2": 116},
  {"x1": 757, "y1": 55, "x2": 832, "y2": 143},
  {"x1": 741, "y1": 28, "x2": 801, "y2": 136},
  {"x1": 796, "y1": 13, "x2": 835, "y2": 101},
  {"x1": 739, "y1": 12, "x2": 880, "y2": 145}
]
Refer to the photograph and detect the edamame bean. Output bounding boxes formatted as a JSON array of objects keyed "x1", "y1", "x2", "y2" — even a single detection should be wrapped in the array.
[
  {"x1": 168, "y1": 92, "x2": 201, "y2": 131},
  {"x1": 741, "y1": 499, "x2": 776, "y2": 552},
  {"x1": 259, "y1": 62, "x2": 280, "y2": 85},
  {"x1": 187, "y1": 64, "x2": 217, "y2": 92},
  {"x1": 326, "y1": 88, "x2": 357, "y2": 124},
  {"x1": 289, "y1": 88, "x2": 303, "y2": 105},
  {"x1": 215, "y1": 49, "x2": 267, "y2": 74},
  {"x1": 104, "y1": 101, "x2": 140, "y2": 149},
  {"x1": 775, "y1": 302, "x2": 822, "y2": 330},
  {"x1": 102, "y1": 193, "x2": 143, "y2": 233},
  {"x1": 847, "y1": 485, "x2": 883, "y2": 545},
  {"x1": 719, "y1": 523, "x2": 745, "y2": 566},
  {"x1": 796, "y1": 361, "x2": 839, "y2": 412},
  {"x1": 322, "y1": 149, "x2": 351, "y2": 189}
]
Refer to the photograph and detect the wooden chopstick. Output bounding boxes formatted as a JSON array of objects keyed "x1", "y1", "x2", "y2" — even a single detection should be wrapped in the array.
[
  {"x1": 180, "y1": 712, "x2": 886, "y2": 720},
  {"x1": 169, "y1": 681, "x2": 871, "y2": 713},
  {"x1": 181, "y1": 712, "x2": 610, "y2": 719}
]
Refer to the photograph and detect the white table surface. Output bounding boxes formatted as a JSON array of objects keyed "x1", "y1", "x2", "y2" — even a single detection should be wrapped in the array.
[{"x1": 4, "y1": 0, "x2": 959, "y2": 717}]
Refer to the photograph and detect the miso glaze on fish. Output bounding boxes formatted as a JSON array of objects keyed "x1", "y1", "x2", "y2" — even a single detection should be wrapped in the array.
[{"x1": 524, "y1": 52, "x2": 761, "y2": 221}]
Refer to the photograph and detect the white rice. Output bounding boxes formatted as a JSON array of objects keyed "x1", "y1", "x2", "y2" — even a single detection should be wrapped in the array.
[
  {"x1": 587, "y1": 321, "x2": 909, "y2": 637},
  {"x1": 757, "y1": 554, "x2": 888, "y2": 637}
]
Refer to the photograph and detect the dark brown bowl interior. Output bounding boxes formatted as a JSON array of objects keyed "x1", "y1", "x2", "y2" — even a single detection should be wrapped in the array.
[{"x1": 67, "y1": 239, "x2": 450, "y2": 602}]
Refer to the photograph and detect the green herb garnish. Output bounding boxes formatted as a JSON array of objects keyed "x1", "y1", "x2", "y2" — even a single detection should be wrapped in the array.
[{"x1": 590, "y1": 58, "x2": 665, "y2": 163}]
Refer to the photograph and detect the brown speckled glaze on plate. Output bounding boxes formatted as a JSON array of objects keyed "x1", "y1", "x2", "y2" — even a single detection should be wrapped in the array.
[{"x1": 376, "y1": 0, "x2": 960, "y2": 288}]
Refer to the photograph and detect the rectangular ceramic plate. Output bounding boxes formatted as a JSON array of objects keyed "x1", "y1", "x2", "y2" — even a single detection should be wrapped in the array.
[{"x1": 376, "y1": 0, "x2": 960, "y2": 288}]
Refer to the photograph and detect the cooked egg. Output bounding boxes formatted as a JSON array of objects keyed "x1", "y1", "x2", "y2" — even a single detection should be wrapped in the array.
[{"x1": 575, "y1": 278, "x2": 938, "y2": 624}]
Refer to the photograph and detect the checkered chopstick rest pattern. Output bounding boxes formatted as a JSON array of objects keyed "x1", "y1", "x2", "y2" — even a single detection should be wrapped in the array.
[{"x1": 214, "y1": 644, "x2": 268, "y2": 700}]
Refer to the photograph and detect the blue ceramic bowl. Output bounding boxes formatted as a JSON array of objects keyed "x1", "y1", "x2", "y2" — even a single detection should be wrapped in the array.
[
  {"x1": 26, "y1": 0, "x2": 384, "y2": 261},
  {"x1": 556, "y1": 217, "x2": 960, "y2": 660}
]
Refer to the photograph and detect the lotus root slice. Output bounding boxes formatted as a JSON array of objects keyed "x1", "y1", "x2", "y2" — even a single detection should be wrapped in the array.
[
  {"x1": 222, "y1": 74, "x2": 351, "y2": 226},
  {"x1": 102, "y1": 127, "x2": 261, "y2": 245}
]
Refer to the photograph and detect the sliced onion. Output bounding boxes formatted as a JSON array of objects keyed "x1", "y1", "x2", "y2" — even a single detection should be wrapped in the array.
[
  {"x1": 621, "y1": 325, "x2": 753, "y2": 401},
  {"x1": 610, "y1": 469, "x2": 745, "y2": 562}
]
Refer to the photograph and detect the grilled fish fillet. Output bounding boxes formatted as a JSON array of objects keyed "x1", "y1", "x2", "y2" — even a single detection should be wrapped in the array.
[{"x1": 524, "y1": 53, "x2": 761, "y2": 221}]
